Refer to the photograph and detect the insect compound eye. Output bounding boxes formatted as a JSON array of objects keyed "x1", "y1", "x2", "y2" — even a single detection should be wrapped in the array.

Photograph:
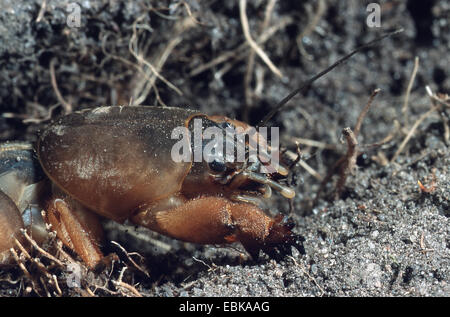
[{"x1": 208, "y1": 158, "x2": 227, "y2": 174}]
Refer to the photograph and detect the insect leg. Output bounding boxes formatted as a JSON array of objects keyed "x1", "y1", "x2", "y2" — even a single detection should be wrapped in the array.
[
  {"x1": 45, "y1": 192, "x2": 104, "y2": 268},
  {"x1": 131, "y1": 196, "x2": 303, "y2": 260},
  {"x1": 131, "y1": 196, "x2": 236, "y2": 245}
]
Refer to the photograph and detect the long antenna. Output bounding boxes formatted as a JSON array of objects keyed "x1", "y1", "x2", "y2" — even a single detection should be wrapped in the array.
[{"x1": 258, "y1": 28, "x2": 404, "y2": 128}]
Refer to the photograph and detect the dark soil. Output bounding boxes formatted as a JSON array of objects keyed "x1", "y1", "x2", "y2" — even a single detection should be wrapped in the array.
[{"x1": 0, "y1": 0, "x2": 448, "y2": 296}]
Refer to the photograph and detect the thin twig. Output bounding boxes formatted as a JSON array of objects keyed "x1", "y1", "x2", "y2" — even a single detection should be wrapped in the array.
[
  {"x1": 20, "y1": 229, "x2": 64, "y2": 267},
  {"x1": 284, "y1": 149, "x2": 322, "y2": 181},
  {"x1": 101, "y1": 33, "x2": 165, "y2": 102},
  {"x1": 40, "y1": 276, "x2": 51, "y2": 297},
  {"x1": 129, "y1": 15, "x2": 184, "y2": 97},
  {"x1": 192, "y1": 256, "x2": 214, "y2": 271},
  {"x1": 84, "y1": 286, "x2": 97, "y2": 297},
  {"x1": 354, "y1": 88, "x2": 381, "y2": 137},
  {"x1": 315, "y1": 89, "x2": 380, "y2": 202},
  {"x1": 52, "y1": 275, "x2": 63, "y2": 297},
  {"x1": 131, "y1": 16, "x2": 195, "y2": 105},
  {"x1": 243, "y1": 0, "x2": 277, "y2": 120},
  {"x1": 113, "y1": 280, "x2": 143, "y2": 297},
  {"x1": 391, "y1": 102, "x2": 441, "y2": 163},
  {"x1": 189, "y1": 16, "x2": 292, "y2": 77},
  {"x1": 179, "y1": 0, "x2": 205, "y2": 25},
  {"x1": 428, "y1": 93, "x2": 450, "y2": 108},
  {"x1": 401, "y1": 57, "x2": 420, "y2": 126},
  {"x1": 13, "y1": 239, "x2": 32, "y2": 260},
  {"x1": 239, "y1": 0, "x2": 283, "y2": 78},
  {"x1": 10, "y1": 248, "x2": 41, "y2": 296},
  {"x1": 36, "y1": 0, "x2": 47, "y2": 22},
  {"x1": 49, "y1": 58, "x2": 72, "y2": 114},
  {"x1": 333, "y1": 128, "x2": 358, "y2": 200},
  {"x1": 112, "y1": 266, "x2": 143, "y2": 297},
  {"x1": 261, "y1": 0, "x2": 277, "y2": 42},
  {"x1": 289, "y1": 136, "x2": 337, "y2": 150},
  {"x1": 296, "y1": 0, "x2": 326, "y2": 60},
  {"x1": 110, "y1": 241, "x2": 150, "y2": 278},
  {"x1": 13, "y1": 239, "x2": 55, "y2": 282}
]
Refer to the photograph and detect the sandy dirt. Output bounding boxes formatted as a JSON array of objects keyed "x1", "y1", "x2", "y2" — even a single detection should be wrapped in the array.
[{"x1": 0, "y1": 0, "x2": 448, "y2": 297}]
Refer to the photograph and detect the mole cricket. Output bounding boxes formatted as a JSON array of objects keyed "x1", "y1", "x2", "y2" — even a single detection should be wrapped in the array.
[{"x1": 0, "y1": 30, "x2": 402, "y2": 268}]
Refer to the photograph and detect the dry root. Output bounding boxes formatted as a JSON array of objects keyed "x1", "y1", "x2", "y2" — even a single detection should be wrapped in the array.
[
  {"x1": 315, "y1": 89, "x2": 381, "y2": 203},
  {"x1": 1, "y1": 226, "x2": 151, "y2": 297}
]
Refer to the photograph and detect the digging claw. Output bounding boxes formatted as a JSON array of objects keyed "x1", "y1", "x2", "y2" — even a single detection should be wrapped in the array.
[{"x1": 243, "y1": 215, "x2": 306, "y2": 261}]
